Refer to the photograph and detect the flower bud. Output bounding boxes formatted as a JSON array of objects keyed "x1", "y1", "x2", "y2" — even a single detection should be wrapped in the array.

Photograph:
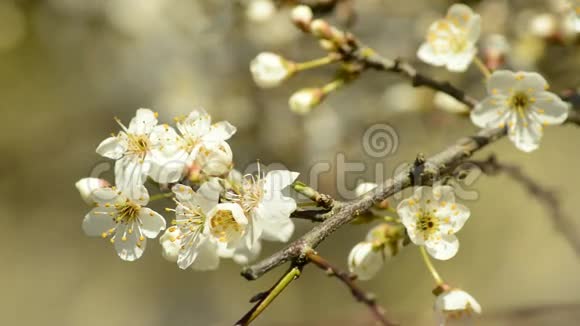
[
  {"x1": 196, "y1": 142, "x2": 233, "y2": 177},
  {"x1": 250, "y1": 52, "x2": 295, "y2": 88},
  {"x1": 75, "y1": 178, "x2": 110, "y2": 204},
  {"x1": 245, "y1": 0, "x2": 275, "y2": 23},
  {"x1": 482, "y1": 34, "x2": 509, "y2": 71},
  {"x1": 160, "y1": 227, "x2": 182, "y2": 263},
  {"x1": 291, "y1": 5, "x2": 313, "y2": 29},
  {"x1": 289, "y1": 88, "x2": 324, "y2": 114},
  {"x1": 347, "y1": 241, "x2": 384, "y2": 280},
  {"x1": 434, "y1": 289, "x2": 482, "y2": 324}
]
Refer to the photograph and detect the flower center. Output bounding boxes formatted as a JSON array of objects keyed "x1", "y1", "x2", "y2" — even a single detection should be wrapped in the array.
[
  {"x1": 210, "y1": 210, "x2": 242, "y2": 242},
  {"x1": 127, "y1": 134, "x2": 151, "y2": 157},
  {"x1": 417, "y1": 211, "x2": 439, "y2": 240},
  {"x1": 509, "y1": 92, "x2": 530, "y2": 110},
  {"x1": 115, "y1": 200, "x2": 141, "y2": 224},
  {"x1": 240, "y1": 177, "x2": 265, "y2": 212}
]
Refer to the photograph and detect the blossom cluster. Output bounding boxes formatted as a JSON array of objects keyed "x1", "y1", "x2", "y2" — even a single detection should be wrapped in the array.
[{"x1": 76, "y1": 108, "x2": 299, "y2": 270}]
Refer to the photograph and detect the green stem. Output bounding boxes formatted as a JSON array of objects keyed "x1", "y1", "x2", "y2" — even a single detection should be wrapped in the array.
[
  {"x1": 321, "y1": 78, "x2": 346, "y2": 94},
  {"x1": 295, "y1": 55, "x2": 340, "y2": 71},
  {"x1": 419, "y1": 246, "x2": 444, "y2": 285},
  {"x1": 239, "y1": 267, "x2": 302, "y2": 325},
  {"x1": 149, "y1": 192, "x2": 173, "y2": 202},
  {"x1": 473, "y1": 56, "x2": 491, "y2": 79}
]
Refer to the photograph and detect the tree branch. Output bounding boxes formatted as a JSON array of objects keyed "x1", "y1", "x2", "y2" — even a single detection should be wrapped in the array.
[{"x1": 306, "y1": 251, "x2": 398, "y2": 326}]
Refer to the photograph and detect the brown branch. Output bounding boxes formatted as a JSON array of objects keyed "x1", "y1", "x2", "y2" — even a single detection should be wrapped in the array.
[
  {"x1": 468, "y1": 155, "x2": 580, "y2": 256},
  {"x1": 241, "y1": 126, "x2": 507, "y2": 280},
  {"x1": 306, "y1": 251, "x2": 398, "y2": 326}
]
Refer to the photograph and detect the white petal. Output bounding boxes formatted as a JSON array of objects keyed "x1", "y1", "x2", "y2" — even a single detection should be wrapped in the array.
[
  {"x1": 417, "y1": 43, "x2": 447, "y2": 67},
  {"x1": 425, "y1": 234, "x2": 459, "y2": 260},
  {"x1": 435, "y1": 289, "x2": 482, "y2": 314},
  {"x1": 149, "y1": 124, "x2": 183, "y2": 156},
  {"x1": 508, "y1": 116, "x2": 543, "y2": 152},
  {"x1": 96, "y1": 136, "x2": 125, "y2": 159},
  {"x1": 90, "y1": 187, "x2": 119, "y2": 204},
  {"x1": 487, "y1": 70, "x2": 516, "y2": 95},
  {"x1": 177, "y1": 108, "x2": 211, "y2": 138},
  {"x1": 82, "y1": 207, "x2": 116, "y2": 237},
  {"x1": 531, "y1": 92, "x2": 569, "y2": 125},
  {"x1": 397, "y1": 198, "x2": 419, "y2": 233},
  {"x1": 514, "y1": 72, "x2": 548, "y2": 93},
  {"x1": 203, "y1": 121, "x2": 237, "y2": 145},
  {"x1": 160, "y1": 227, "x2": 182, "y2": 263},
  {"x1": 470, "y1": 96, "x2": 509, "y2": 128},
  {"x1": 139, "y1": 208, "x2": 166, "y2": 238},
  {"x1": 193, "y1": 179, "x2": 221, "y2": 214},
  {"x1": 114, "y1": 230, "x2": 146, "y2": 261},
  {"x1": 348, "y1": 242, "x2": 384, "y2": 281},
  {"x1": 466, "y1": 15, "x2": 481, "y2": 43},
  {"x1": 446, "y1": 4, "x2": 475, "y2": 28},
  {"x1": 76, "y1": 178, "x2": 110, "y2": 204},
  {"x1": 436, "y1": 203, "x2": 470, "y2": 234},
  {"x1": 190, "y1": 235, "x2": 220, "y2": 271},
  {"x1": 114, "y1": 157, "x2": 148, "y2": 197},
  {"x1": 147, "y1": 152, "x2": 187, "y2": 184},
  {"x1": 445, "y1": 47, "x2": 476, "y2": 72},
  {"x1": 128, "y1": 108, "x2": 158, "y2": 135},
  {"x1": 432, "y1": 185, "x2": 455, "y2": 203},
  {"x1": 255, "y1": 195, "x2": 297, "y2": 242},
  {"x1": 264, "y1": 170, "x2": 300, "y2": 192}
]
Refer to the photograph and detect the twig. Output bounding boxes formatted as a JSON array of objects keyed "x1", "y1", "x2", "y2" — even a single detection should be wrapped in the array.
[
  {"x1": 468, "y1": 155, "x2": 580, "y2": 256},
  {"x1": 241, "y1": 126, "x2": 507, "y2": 280},
  {"x1": 234, "y1": 266, "x2": 303, "y2": 326},
  {"x1": 306, "y1": 251, "x2": 397, "y2": 326},
  {"x1": 292, "y1": 181, "x2": 335, "y2": 209}
]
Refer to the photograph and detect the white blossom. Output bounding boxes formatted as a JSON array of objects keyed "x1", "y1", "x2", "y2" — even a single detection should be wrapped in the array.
[
  {"x1": 245, "y1": 0, "x2": 275, "y2": 22},
  {"x1": 75, "y1": 178, "x2": 110, "y2": 204},
  {"x1": 348, "y1": 242, "x2": 384, "y2": 281},
  {"x1": 434, "y1": 289, "x2": 482, "y2": 325},
  {"x1": 170, "y1": 108, "x2": 237, "y2": 179},
  {"x1": 348, "y1": 223, "x2": 404, "y2": 280},
  {"x1": 164, "y1": 181, "x2": 223, "y2": 270},
  {"x1": 250, "y1": 52, "x2": 295, "y2": 88},
  {"x1": 82, "y1": 184, "x2": 166, "y2": 261},
  {"x1": 231, "y1": 170, "x2": 298, "y2": 261},
  {"x1": 470, "y1": 70, "x2": 569, "y2": 152},
  {"x1": 96, "y1": 108, "x2": 182, "y2": 193},
  {"x1": 289, "y1": 88, "x2": 323, "y2": 114},
  {"x1": 195, "y1": 141, "x2": 234, "y2": 177},
  {"x1": 291, "y1": 5, "x2": 313, "y2": 25},
  {"x1": 397, "y1": 186, "x2": 470, "y2": 260},
  {"x1": 417, "y1": 4, "x2": 481, "y2": 72}
]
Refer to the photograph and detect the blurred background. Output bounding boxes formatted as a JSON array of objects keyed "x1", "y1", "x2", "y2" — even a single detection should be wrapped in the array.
[{"x1": 1, "y1": 0, "x2": 579, "y2": 325}]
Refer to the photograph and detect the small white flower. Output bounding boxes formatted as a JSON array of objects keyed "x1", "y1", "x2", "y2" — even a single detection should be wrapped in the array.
[
  {"x1": 348, "y1": 223, "x2": 404, "y2": 280},
  {"x1": 289, "y1": 88, "x2": 323, "y2": 114},
  {"x1": 75, "y1": 178, "x2": 110, "y2": 204},
  {"x1": 82, "y1": 184, "x2": 166, "y2": 261},
  {"x1": 195, "y1": 141, "x2": 234, "y2": 177},
  {"x1": 434, "y1": 289, "x2": 482, "y2": 325},
  {"x1": 166, "y1": 181, "x2": 222, "y2": 270},
  {"x1": 168, "y1": 108, "x2": 236, "y2": 179},
  {"x1": 291, "y1": 5, "x2": 313, "y2": 25},
  {"x1": 245, "y1": 0, "x2": 275, "y2": 22},
  {"x1": 234, "y1": 170, "x2": 299, "y2": 246},
  {"x1": 250, "y1": 52, "x2": 295, "y2": 88},
  {"x1": 207, "y1": 202, "x2": 248, "y2": 249},
  {"x1": 96, "y1": 108, "x2": 182, "y2": 192},
  {"x1": 470, "y1": 70, "x2": 569, "y2": 152},
  {"x1": 417, "y1": 4, "x2": 481, "y2": 72},
  {"x1": 160, "y1": 226, "x2": 181, "y2": 263},
  {"x1": 348, "y1": 242, "x2": 384, "y2": 281},
  {"x1": 397, "y1": 186, "x2": 470, "y2": 260}
]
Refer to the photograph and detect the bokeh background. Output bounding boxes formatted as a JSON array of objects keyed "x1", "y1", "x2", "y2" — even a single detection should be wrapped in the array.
[{"x1": 1, "y1": 0, "x2": 580, "y2": 325}]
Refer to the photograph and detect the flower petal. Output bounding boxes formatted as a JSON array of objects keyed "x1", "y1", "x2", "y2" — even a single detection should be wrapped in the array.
[
  {"x1": 487, "y1": 70, "x2": 516, "y2": 95},
  {"x1": 96, "y1": 136, "x2": 125, "y2": 159},
  {"x1": 128, "y1": 108, "x2": 158, "y2": 135},
  {"x1": 139, "y1": 208, "x2": 166, "y2": 238},
  {"x1": 204, "y1": 121, "x2": 237, "y2": 145},
  {"x1": 425, "y1": 234, "x2": 459, "y2": 260},
  {"x1": 114, "y1": 230, "x2": 146, "y2": 261},
  {"x1": 445, "y1": 47, "x2": 476, "y2": 72},
  {"x1": 417, "y1": 43, "x2": 447, "y2": 67},
  {"x1": 470, "y1": 96, "x2": 509, "y2": 128},
  {"x1": 83, "y1": 207, "x2": 116, "y2": 237},
  {"x1": 190, "y1": 236, "x2": 220, "y2": 271},
  {"x1": 514, "y1": 72, "x2": 548, "y2": 93},
  {"x1": 265, "y1": 170, "x2": 300, "y2": 192},
  {"x1": 531, "y1": 92, "x2": 569, "y2": 125},
  {"x1": 446, "y1": 4, "x2": 475, "y2": 28},
  {"x1": 508, "y1": 115, "x2": 543, "y2": 152},
  {"x1": 255, "y1": 199, "x2": 296, "y2": 242}
]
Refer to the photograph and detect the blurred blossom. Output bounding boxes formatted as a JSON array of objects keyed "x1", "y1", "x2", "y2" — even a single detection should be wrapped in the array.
[
  {"x1": 482, "y1": 34, "x2": 510, "y2": 70},
  {"x1": 433, "y1": 92, "x2": 469, "y2": 114},
  {"x1": 0, "y1": 1, "x2": 26, "y2": 52},
  {"x1": 245, "y1": 0, "x2": 276, "y2": 22},
  {"x1": 382, "y1": 83, "x2": 427, "y2": 113},
  {"x1": 530, "y1": 13, "x2": 557, "y2": 38},
  {"x1": 105, "y1": 0, "x2": 169, "y2": 36}
]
